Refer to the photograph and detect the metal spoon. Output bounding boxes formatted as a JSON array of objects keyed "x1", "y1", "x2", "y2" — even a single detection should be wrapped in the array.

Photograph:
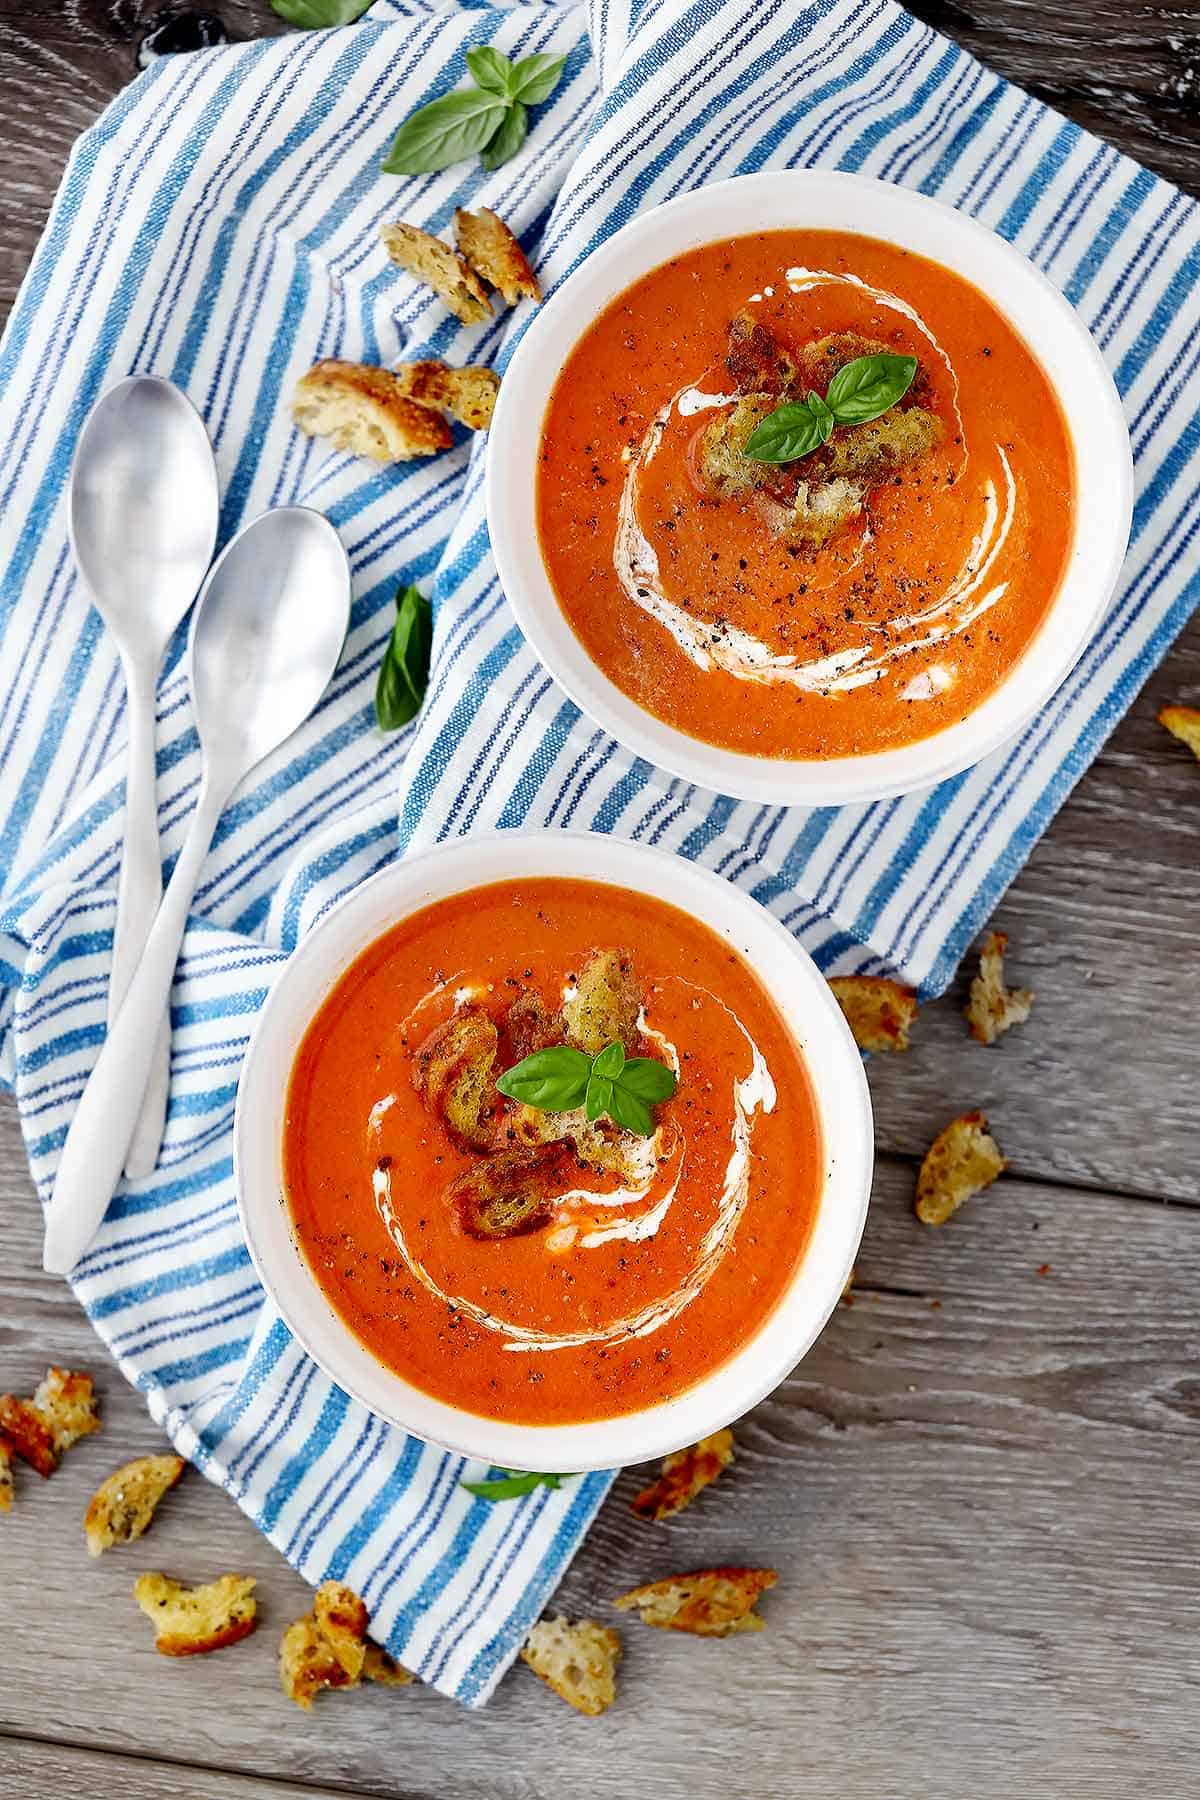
[
  {"x1": 70, "y1": 376, "x2": 219, "y2": 1178},
  {"x1": 42, "y1": 506, "x2": 351, "y2": 1277}
]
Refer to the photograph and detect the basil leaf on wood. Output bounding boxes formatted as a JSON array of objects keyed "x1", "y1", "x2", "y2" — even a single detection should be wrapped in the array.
[
  {"x1": 509, "y1": 51, "x2": 568, "y2": 104},
  {"x1": 375, "y1": 584, "x2": 433, "y2": 731},
  {"x1": 480, "y1": 101, "x2": 528, "y2": 171},
  {"x1": 825, "y1": 352, "x2": 917, "y2": 425},
  {"x1": 495, "y1": 1045, "x2": 592, "y2": 1111},
  {"x1": 743, "y1": 396, "x2": 833, "y2": 464},
  {"x1": 461, "y1": 1469, "x2": 565, "y2": 1501},
  {"x1": 464, "y1": 44, "x2": 515, "y2": 96},
  {"x1": 382, "y1": 88, "x2": 508, "y2": 175},
  {"x1": 270, "y1": 0, "x2": 375, "y2": 26}
]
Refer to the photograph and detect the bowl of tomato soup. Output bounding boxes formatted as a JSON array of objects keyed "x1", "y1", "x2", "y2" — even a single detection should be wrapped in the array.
[
  {"x1": 487, "y1": 171, "x2": 1132, "y2": 806},
  {"x1": 235, "y1": 834, "x2": 872, "y2": 1472}
]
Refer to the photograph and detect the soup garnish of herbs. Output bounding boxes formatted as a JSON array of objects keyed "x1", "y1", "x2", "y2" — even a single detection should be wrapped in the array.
[
  {"x1": 536, "y1": 230, "x2": 1074, "y2": 760},
  {"x1": 283, "y1": 879, "x2": 821, "y2": 1425}
]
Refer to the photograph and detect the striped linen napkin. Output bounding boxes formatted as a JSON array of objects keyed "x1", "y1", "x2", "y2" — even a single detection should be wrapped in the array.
[{"x1": 0, "y1": 0, "x2": 1197, "y2": 1707}]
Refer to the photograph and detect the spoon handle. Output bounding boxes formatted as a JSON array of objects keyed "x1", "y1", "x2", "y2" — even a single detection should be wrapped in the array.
[
  {"x1": 112, "y1": 656, "x2": 171, "y2": 1180},
  {"x1": 42, "y1": 777, "x2": 229, "y2": 1277}
]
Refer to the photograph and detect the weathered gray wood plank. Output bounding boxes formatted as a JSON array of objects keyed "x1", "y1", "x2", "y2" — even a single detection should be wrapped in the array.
[
  {"x1": 0, "y1": 1740, "x2": 347, "y2": 1800},
  {"x1": 3, "y1": 1108, "x2": 1198, "y2": 1799}
]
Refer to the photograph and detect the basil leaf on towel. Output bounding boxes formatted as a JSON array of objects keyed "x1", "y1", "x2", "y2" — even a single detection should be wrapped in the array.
[
  {"x1": 465, "y1": 44, "x2": 516, "y2": 97},
  {"x1": 825, "y1": 352, "x2": 917, "y2": 425},
  {"x1": 509, "y1": 51, "x2": 568, "y2": 104},
  {"x1": 382, "y1": 88, "x2": 508, "y2": 176},
  {"x1": 375, "y1": 584, "x2": 433, "y2": 731},
  {"x1": 461, "y1": 1470, "x2": 566, "y2": 1501},
  {"x1": 271, "y1": 0, "x2": 376, "y2": 27},
  {"x1": 481, "y1": 102, "x2": 529, "y2": 171}
]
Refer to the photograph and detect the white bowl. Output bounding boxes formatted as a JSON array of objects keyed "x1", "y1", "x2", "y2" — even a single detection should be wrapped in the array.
[
  {"x1": 234, "y1": 832, "x2": 873, "y2": 1471},
  {"x1": 487, "y1": 169, "x2": 1133, "y2": 807}
]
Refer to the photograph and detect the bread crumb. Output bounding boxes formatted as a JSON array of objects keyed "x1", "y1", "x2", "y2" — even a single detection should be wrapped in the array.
[
  {"x1": 382, "y1": 221, "x2": 490, "y2": 324},
  {"x1": 294, "y1": 360, "x2": 452, "y2": 464},
  {"x1": 85, "y1": 1453, "x2": 186, "y2": 1556},
  {"x1": 392, "y1": 360, "x2": 499, "y2": 432},
  {"x1": 965, "y1": 931, "x2": 1033, "y2": 1045},
  {"x1": 0, "y1": 1367, "x2": 99, "y2": 1477},
  {"x1": 0, "y1": 1438, "x2": 12, "y2": 1514},
  {"x1": 520, "y1": 1616, "x2": 620, "y2": 1715},
  {"x1": 615, "y1": 1567, "x2": 777, "y2": 1636},
  {"x1": 1160, "y1": 704, "x2": 1200, "y2": 760},
  {"x1": 134, "y1": 1571, "x2": 257, "y2": 1656},
  {"x1": 632, "y1": 1429, "x2": 734, "y2": 1522},
  {"x1": 280, "y1": 1580, "x2": 412, "y2": 1709},
  {"x1": 829, "y1": 976, "x2": 918, "y2": 1052},
  {"x1": 454, "y1": 206, "x2": 540, "y2": 307}
]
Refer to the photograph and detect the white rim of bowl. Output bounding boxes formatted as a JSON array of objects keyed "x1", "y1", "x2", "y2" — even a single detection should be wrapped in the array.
[
  {"x1": 234, "y1": 831, "x2": 874, "y2": 1472},
  {"x1": 486, "y1": 169, "x2": 1134, "y2": 808}
]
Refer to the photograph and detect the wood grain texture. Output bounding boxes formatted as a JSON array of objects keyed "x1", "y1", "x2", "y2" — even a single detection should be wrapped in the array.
[{"x1": 2, "y1": 1, "x2": 1200, "y2": 1795}]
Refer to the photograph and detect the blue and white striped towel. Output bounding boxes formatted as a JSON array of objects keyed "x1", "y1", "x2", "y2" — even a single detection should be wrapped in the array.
[{"x1": 1, "y1": 0, "x2": 1197, "y2": 1707}]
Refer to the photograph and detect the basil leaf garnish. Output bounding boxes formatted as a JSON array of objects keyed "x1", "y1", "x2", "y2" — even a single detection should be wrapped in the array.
[
  {"x1": 271, "y1": 0, "x2": 375, "y2": 26},
  {"x1": 375, "y1": 584, "x2": 433, "y2": 732},
  {"x1": 743, "y1": 396, "x2": 831, "y2": 464},
  {"x1": 464, "y1": 44, "x2": 514, "y2": 96},
  {"x1": 382, "y1": 88, "x2": 508, "y2": 175},
  {"x1": 495, "y1": 1045, "x2": 591, "y2": 1111},
  {"x1": 480, "y1": 101, "x2": 528, "y2": 171},
  {"x1": 509, "y1": 51, "x2": 568, "y2": 104},
  {"x1": 461, "y1": 1469, "x2": 565, "y2": 1501},
  {"x1": 497, "y1": 1038, "x2": 676, "y2": 1137},
  {"x1": 825, "y1": 353, "x2": 917, "y2": 425}
]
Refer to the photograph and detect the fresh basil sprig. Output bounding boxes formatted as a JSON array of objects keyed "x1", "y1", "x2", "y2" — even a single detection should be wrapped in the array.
[
  {"x1": 382, "y1": 47, "x2": 567, "y2": 175},
  {"x1": 270, "y1": 0, "x2": 375, "y2": 28},
  {"x1": 496, "y1": 1038, "x2": 677, "y2": 1139},
  {"x1": 461, "y1": 1469, "x2": 567, "y2": 1501},
  {"x1": 375, "y1": 583, "x2": 432, "y2": 732},
  {"x1": 743, "y1": 352, "x2": 917, "y2": 465}
]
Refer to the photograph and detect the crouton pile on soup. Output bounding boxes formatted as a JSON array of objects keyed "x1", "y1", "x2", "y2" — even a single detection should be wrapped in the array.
[
  {"x1": 536, "y1": 230, "x2": 1073, "y2": 761},
  {"x1": 283, "y1": 878, "x2": 820, "y2": 1424}
]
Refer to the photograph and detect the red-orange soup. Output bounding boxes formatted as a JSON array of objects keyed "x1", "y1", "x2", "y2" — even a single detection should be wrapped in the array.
[
  {"x1": 536, "y1": 230, "x2": 1075, "y2": 760},
  {"x1": 283, "y1": 878, "x2": 821, "y2": 1425}
]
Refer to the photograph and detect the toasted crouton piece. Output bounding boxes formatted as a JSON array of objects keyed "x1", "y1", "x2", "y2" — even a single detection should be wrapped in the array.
[
  {"x1": 520, "y1": 1616, "x2": 620, "y2": 1716},
  {"x1": 615, "y1": 1567, "x2": 777, "y2": 1636},
  {"x1": 563, "y1": 949, "x2": 641, "y2": 1055},
  {"x1": 0, "y1": 1366, "x2": 100, "y2": 1477},
  {"x1": 134, "y1": 1572, "x2": 257, "y2": 1656},
  {"x1": 449, "y1": 1141, "x2": 576, "y2": 1240},
  {"x1": 830, "y1": 975, "x2": 919, "y2": 1052},
  {"x1": 726, "y1": 311, "x2": 796, "y2": 396},
  {"x1": 632, "y1": 1429, "x2": 734, "y2": 1523},
  {"x1": 965, "y1": 931, "x2": 1034, "y2": 1046},
  {"x1": 382, "y1": 221, "x2": 490, "y2": 325},
  {"x1": 454, "y1": 206, "x2": 540, "y2": 307},
  {"x1": 364, "y1": 1642, "x2": 414, "y2": 1687},
  {"x1": 85, "y1": 1453, "x2": 186, "y2": 1556},
  {"x1": 280, "y1": 1613, "x2": 356, "y2": 1709},
  {"x1": 1160, "y1": 704, "x2": 1200, "y2": 760},
  {"x1": 822, "y1": 405, "x2": 942, "y2": 485},
  {"x1": 502, "y1": 991, "x2": 564, "y2": 1063},
  {"x1": 294, "y1": 360, "x2": 452, "y2": 465},
  {"x1": 699, "y1": 394, "x2": 775, "y2": 498},
  {"x1": 414, "y1": 1005, "x2": 499, "y2": 1151},
  {"x1": 916, "y1": 1110, "x2": 1005, "y2": 1226},
  {"x1": 392, "y1": 359, "x2": 499, "y2": 432},
  {"x1": 313, "y1": 1580, "x2": 368, "y2": 1680},
  {"x1": 0, "y1": 1438, "x2": 12, "y2": 1514}
]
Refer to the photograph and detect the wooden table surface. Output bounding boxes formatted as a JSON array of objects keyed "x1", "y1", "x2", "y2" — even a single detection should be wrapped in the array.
[{"x1": 3, "y1": 4, "x2": 1199, "y2": 1796}]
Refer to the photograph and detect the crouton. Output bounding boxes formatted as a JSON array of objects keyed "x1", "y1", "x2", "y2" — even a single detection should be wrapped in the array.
[
  {"x1": 726, "y1": 311, "x2": 795, "y2": 395},
  {"x1": 449, "y1": 1141, "x2": 576, "y2": 1240},
  {"x1": 615, "y1": 1566, "x2": 777, "y2": 1636},
  {"x1": 520, "y1": 1616, "x2": 620, "y2": 1716},
  {"x1": 915, "y1": 1110, "x2": 1005, "y2": 1226},
  {"x1": 1160, "y1": 704, "x2": 1200, "y2": 760},
  {"x1": 392, "y1": 360, "x2": 499, "y2": 432},
  {"x1": 364, "y1": 1643, "x2": 414, "y2": 1687},
  {"x1": 280, "y1": 1613, "x2": 356, "y2": 1709},
  {"x1": 454, "y1": 206, "x2": 540, "y2": 307},
  {"x1": 413, "y1": 1006, "x2": 499, "y2": 1152},
  {"x1": 0, "y1": 1366, "x2": 99, "y2": 1477},
  {"x1": 0, "y1": 1438, "x2": 12, "y2": 1514},
  {"x1": 313, "y1": 1580, "x2": 368, "y2": 1680},
  {"x1": 84, "y1": 1453, "x2": 186, "y2": 1556},
  {"x1": 381, "y1": 221, "x2": 490, "y2": 325},
  {"x1": 134, "y1": 1572, "x2": 257, "y2": 1656},
  {"x1": 562, "y1": 949, "x2": 641, "y2": 1055},
  {"x1": 294, "y1": 360, "x2": 452, "y2": 465},
  {"x1": 699, "y1": 394, "x2": 776, "y2": 498},
  {"x1": 822, "y1": 404, "x2": 942, "y2": 485},
  {"x1": 501, "y1": 991, "x2": 564, "y2": 1064},
  {"x1": 632, "y1": 1429, "x2": 734, "y2": 1523},
  {"x1": 965, "y1": 930, "x2": 1034, "y2": 1046},
  {"x1": 829, "y1": 975, "x2": 919, "y2": 1052}
]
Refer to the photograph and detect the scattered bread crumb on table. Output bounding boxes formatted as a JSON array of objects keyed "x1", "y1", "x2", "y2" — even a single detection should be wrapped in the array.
[
  {"x1": 85, "y1": 1453, "x2": 186, "y2": 1556},
  {"x1": 520, "y1": 1615, "x2": 621, "y2": 1715},
  {"x1": 632, "y1": 1429, "x2": 734, "y2": 1522},
  {"x1": 915, "y1": 1110, "x2": 1006, "y2": 1226}
]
